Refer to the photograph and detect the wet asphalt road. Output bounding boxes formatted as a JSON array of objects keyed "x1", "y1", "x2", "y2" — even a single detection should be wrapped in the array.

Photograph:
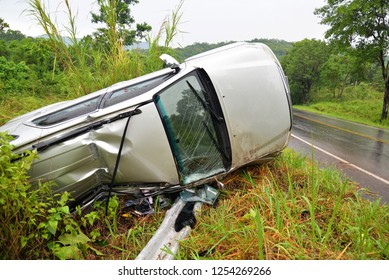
[{"x1": 288, "y1": 109, "x2": 389, "y2": 204}]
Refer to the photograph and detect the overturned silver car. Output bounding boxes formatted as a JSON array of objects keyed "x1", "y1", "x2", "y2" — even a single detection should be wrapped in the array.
[{"x1": 1, "y1": 42, "x2": 292, "y2": 205}]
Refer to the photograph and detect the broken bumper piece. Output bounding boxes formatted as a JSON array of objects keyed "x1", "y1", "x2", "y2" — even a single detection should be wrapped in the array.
[{"x1": 135, "y1": 185, "x2": 219, "y2": 260}]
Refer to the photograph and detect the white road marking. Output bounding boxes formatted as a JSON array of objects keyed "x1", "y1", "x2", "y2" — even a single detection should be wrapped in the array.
[{"x1": 291, "y1": 133, "x2": 389, "y2": 186}]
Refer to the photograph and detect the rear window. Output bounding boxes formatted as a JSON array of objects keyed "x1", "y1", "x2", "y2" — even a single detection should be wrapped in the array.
[{"x1": 32, "y1": 97, "x2": 101, "y2": 127}]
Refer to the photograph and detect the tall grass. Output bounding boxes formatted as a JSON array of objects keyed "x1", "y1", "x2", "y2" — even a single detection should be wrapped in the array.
[
  {"x1": 28, "y1": 0, "x2": 93, "y2": 95},
  {"x1": 0, "y1": 94, "x2": 65, "y2": 125},
  {"x1": 175, "y1": 149, "x2": 388, "y2": 260},
  {"x1": 26, "y1": 0, "x2": 184, "y2": 98},
  {"x1": 64, "y1": 148, "x2": 386, "y2": 260},
  {"x1": 0, "y1": 0, "x2": 186, "y2": 126}
]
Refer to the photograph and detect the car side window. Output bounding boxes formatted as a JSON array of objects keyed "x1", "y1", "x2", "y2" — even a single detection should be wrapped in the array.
[
  {"x1": 31, "y1": 74, "x2": 173, "y2": 127},
  {"x1": 32, "y1": 96, "x2": 101, "y2": 127},
  {"x1": 155, "y1": 70, "x2": 230, "y2": 184},
  {"x1": 102, "y1": 74, "x2": 172, "y2": 108}
]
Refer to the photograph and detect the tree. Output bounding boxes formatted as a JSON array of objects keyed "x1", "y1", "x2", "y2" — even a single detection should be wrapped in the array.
[
  {"x1": 91, "y1": 0, "x2": 151, "y2": 48},
  {"x1": 320, "y1": 48, "x2": 369, "y2": 99},
  {"x1": 320, "y1": 53, "x2": 351, "y2": 99},
  {"x1": 8, "y1": 38, "x2": 55, "y2": 77},
  {"x1": 0, "y1": 18, "x2": 25, "y2": 41},
  {"x1": 281, "y1": 39, "x2": 329, "y2": 104},
  {"x1": 315, "y1": 0, "x2": 389, "y2": 121},
  {"x1": 0, "y1": 18, "x2": 9, "y2": 32}
]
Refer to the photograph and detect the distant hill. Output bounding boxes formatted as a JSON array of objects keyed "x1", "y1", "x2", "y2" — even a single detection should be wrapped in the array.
[
  {"x1": 35, "y1": 34, "x2": 75, "y2": 46},
  {"x1": 16, "y1": 33, "x2": 292, "y2": 61},
  {"x1": 125, "y1": 41, "x2": 149, "y2": 51},
  {"x1": 173, "y1": 39, "x2": 293, "y2": 61},
  {"x1": 248, "y1": 38, "x2": 293, "y2": 58}
]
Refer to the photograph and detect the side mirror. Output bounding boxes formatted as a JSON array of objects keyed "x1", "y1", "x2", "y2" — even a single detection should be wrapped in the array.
[{"x1": 160, "y1": 54, "x2": 180, "y2": 71}]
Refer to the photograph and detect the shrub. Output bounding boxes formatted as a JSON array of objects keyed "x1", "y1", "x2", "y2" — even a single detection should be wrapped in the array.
[
  {"x1": 0, "y1": 132, "x2": 99, "y2": 259},
  {"x1": 0, "y1": 57, "x2": 34, "y2": 93}
]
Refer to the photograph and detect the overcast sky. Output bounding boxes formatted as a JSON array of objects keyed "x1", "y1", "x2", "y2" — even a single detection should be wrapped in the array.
[{"x1": 0, "y1": 0, "x2": 328, "y2": 46}]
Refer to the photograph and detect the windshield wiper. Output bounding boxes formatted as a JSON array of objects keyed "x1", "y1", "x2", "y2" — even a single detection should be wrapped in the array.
[
  {"x1": 202, "y1": 120, "x2": 230, "y2": 163},
  {"x1": 186, "y1": 81, "x2": 224, "y2": 124}
]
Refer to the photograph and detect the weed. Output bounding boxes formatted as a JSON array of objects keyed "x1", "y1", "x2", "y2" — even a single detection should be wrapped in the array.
[
  {"x1": 0, "y1": 132, "x2": 101, "y2": 259},
  {"x1": 177, "y1": 149, "x2": 388, "y2": 260}
]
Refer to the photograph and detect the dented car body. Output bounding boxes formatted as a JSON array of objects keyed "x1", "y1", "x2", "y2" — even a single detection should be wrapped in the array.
[{"x1": 0, "y1": 42, "x2": 292, "y2": 205}]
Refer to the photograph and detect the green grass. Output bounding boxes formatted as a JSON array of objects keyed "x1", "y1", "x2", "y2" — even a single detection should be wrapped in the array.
[
  {"x1": 0, "y1": 94, "x2": 65, "y2": 126},
  {"x1": 75, "y1": 198, "x2": 166, "y2": 260},
  {"x1": 171, "y1": 149, "x2": 388, "y2": 260},
  {"x1": 295, "y1": 85, "x2": 389, "y2": 128},
  {"x1": 294, "y1": 102, "x2": 389, "y2": 129},
  {"x1": 82, "y1": 149, "x2": 388, "y2": 260}
]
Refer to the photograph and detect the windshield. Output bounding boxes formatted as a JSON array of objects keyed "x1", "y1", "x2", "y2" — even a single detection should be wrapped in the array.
[{"x1": 155, "y1": 70, "x2": 229, "y2": 184}]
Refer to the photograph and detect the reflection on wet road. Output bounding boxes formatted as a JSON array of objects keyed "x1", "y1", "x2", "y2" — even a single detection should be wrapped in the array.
[{"x1": 289, "y1": 109, "x2": 389, "y2": 204}]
